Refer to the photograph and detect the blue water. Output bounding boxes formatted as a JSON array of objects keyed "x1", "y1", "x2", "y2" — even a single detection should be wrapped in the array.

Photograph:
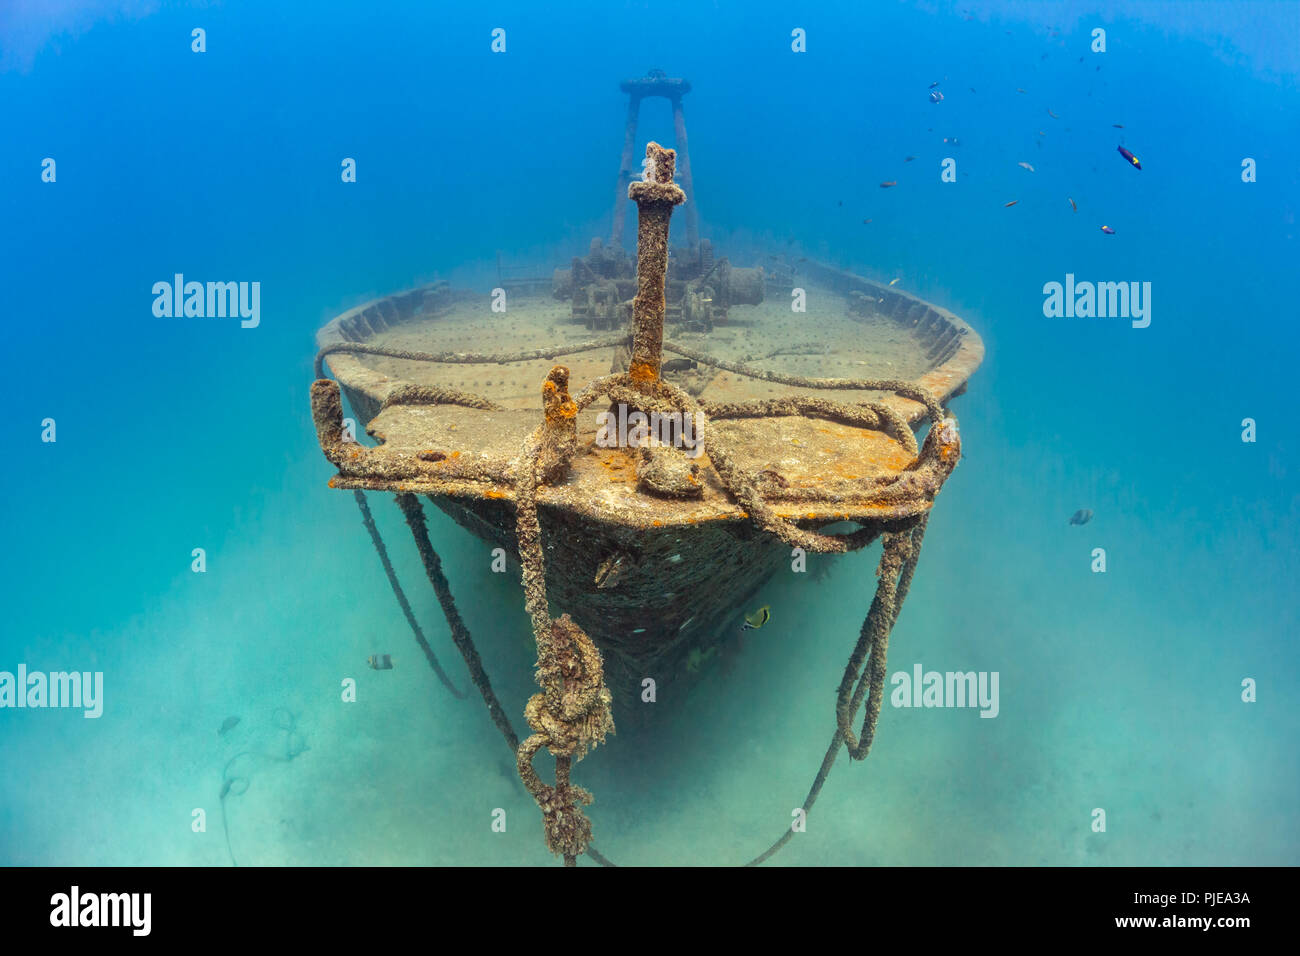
[{"x1": 1, "y1": 0, "x2": 1296, "y2": 866}]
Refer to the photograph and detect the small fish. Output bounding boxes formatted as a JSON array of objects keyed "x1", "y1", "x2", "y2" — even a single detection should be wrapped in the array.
[
  {"x1": 928, "y1": 80, "x2": 941, "y2": 88},
  {"x1": 1068, "y1": 197, "x2": 1077, "y2": 212},
  {"x1": 1003, "y1": 200, "x2": 1018, "y2": 207},
  {"x1": 943, "y1": 137, "x2": 961, "y2": 146},
  {"x1": 368, "y1": 653, "x2": 394, "y2": 670},
  {"x1": 880, "y1": 181, "x2": 897, "y2": 188},
  {"x1": 662, "y1": 358, "x2": 697, "y2": 372},
  {"x1": 1016, "y1": 87, "x2": 1027, "y2": 93},
  {"x1": 1037, "y1": 130, "x2": 1046, "y2": 136},
  {"x1": 741, "y1": 605, "x2": 771, "y2": 632},
  {"x1": 219, "y1": 716, "x2": 240, "y2": 736},
  {"x1": 1069, "y1": 509, "x2": 1094, "y2": 526},
  {"x1": 1117, "y1": 145, "x2": 1141, "y2": 170},
  {"x1": 904, "y1": 156, "x2": 916, "y2": 162},
  {"x1": 1112, "y1": 123, "x2": 1125, "y2": 128},
  {"x1": 862, "y1": 218, "x2": 872, "y2": 224},
  {"x1": 1047, "y1": 108, "x2": 1060, "y2": 118},
  {"x1": 1017, "y1": 161, "x2": 1035, "y2": 172},
  {"x1": 837, "y1": 199, "x2": 843, "y2": 206},
  {"x1": 929, "y1": 90, "x2": 944, "y2": 103},
  {"x1": 888, "y1": 277, "x2": 901, "y2": 286},
  {"x1": 1100, "y1": 225, "x2": 1115, "y2": 234}
]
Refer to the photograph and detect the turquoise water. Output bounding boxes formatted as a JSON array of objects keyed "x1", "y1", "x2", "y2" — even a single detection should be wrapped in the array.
[{"x1": 1, "y1": 0, "x2": 1296, "y2": 866}]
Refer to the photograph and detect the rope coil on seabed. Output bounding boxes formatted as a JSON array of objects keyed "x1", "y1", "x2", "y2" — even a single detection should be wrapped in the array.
[{"x1": 311, "y1": 332, "x2": 961, "y2": 866}]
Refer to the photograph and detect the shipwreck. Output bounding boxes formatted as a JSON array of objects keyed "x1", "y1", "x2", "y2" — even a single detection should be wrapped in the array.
[{"x1": 309, "y1": 71, "x2": 983, "y2": 865}]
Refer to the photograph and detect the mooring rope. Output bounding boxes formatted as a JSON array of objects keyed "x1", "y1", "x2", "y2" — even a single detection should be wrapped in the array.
[
  {"x1": 315, "y1": 336, "x2": 945, "y2": 423},
  {"x1": 314, "y1": 335, "x2": 632, "y2": 380},
  {"x1": 393, "y1": 492, "x2": 521, "y2": 755},
  {"x1": 744, "y1": 515, "x2": 927, "y2": 867},
  {"x1": 312, "y1": 324, "x2": 957, "y2": 866},
  {"x1": 353, "y1": 489, "x2": 465, "y2": 700},
  {"x1": 316, "y1": 358, "x2": 951, "y2": 865}
]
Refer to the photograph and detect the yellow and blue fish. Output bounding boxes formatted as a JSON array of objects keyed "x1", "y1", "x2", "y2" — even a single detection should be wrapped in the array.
[{"x1": 741, "y1": 605, "x2": 771, "y2": 632}]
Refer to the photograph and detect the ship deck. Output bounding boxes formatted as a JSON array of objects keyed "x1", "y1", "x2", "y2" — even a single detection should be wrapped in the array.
[{"x1": 317, "y1": 262, "x2": 983, "y2": 528}]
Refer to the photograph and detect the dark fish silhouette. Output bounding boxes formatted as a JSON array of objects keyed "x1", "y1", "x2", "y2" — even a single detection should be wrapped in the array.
[
  {"x1": 1069, "y1": 509, "x2": 1094, "y2": 526},
  {"x1": 1117, "y1": 145, "x2": 1141, "y2": 170},
  {"x1": 219, "y1": 716, "x2": 240, "y2": 736},
  {"x1": 662, "y1": 358, "x2": 697, "y2": 372}
]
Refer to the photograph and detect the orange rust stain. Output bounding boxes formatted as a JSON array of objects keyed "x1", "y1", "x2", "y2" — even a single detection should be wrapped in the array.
[
  {"x1": 629, "y1": 360, "x2": 658, "y2": 384},
  {"x1": 328, "y1": 478, "x2": 337, "y2": 488},
  {"x1": 485, "y1": 489, "x2": 508, "y2": 499},
  {"x1": 595, "y1": 452, "x2": 637, "y2": 483}
]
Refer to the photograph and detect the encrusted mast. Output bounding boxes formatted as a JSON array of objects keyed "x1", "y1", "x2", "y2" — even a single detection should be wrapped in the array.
[{"x1": 627, "y1": 142, "x2": 686, "y2": 387}]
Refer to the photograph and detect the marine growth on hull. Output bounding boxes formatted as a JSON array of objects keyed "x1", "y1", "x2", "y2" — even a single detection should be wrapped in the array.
[{"x1": 309, "y1": 71, "x2": 982, "y2": 865}]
